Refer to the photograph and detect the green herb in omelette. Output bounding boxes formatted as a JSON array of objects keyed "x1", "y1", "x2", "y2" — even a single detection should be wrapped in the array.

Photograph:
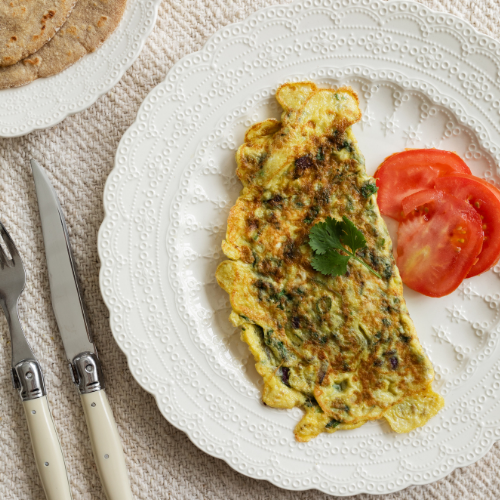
[
  {"x1": 309, "y1": 216, "x2": 382, "y2": 279},
  {"x1": 360, "y1": 181, "x2": 378, "y2": 198}
]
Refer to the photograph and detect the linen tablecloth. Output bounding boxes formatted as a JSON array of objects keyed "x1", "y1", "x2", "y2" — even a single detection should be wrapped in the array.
[{"x1": 1, "y1": 0, "x2": 500, "y2": 498}]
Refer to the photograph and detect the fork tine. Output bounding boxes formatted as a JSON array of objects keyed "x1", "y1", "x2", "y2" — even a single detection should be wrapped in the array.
[
  {"x1": 0, "y1": 221, "x2": 20, "y2": 266},
  {"x1": 0, "y1": 222, "x2": 9, "y2": 265},
  {"x1": 0, "y1": 243, "x2": 6, "y2": 270},
  {"x1": 0, "y1": 229, "x2": 10, "y2": 270}
]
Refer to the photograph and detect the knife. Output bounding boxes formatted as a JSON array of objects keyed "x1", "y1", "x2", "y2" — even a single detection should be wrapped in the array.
[{"x1": 31, "y1": 159, "x2": 133, "y2": 500}]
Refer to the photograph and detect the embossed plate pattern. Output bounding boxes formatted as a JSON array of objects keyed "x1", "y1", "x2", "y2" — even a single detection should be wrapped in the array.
[
  {"x1": 99, "y1": 0, "x2": 500, "y2": 495},
  {"x1": 0, "y1": 0, "x2": 160, "y2": 137}
]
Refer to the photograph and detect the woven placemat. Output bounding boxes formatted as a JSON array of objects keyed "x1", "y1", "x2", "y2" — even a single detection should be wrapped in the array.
[{"x1": 1, "y1": 0, "x2": 500, "y2": 498}]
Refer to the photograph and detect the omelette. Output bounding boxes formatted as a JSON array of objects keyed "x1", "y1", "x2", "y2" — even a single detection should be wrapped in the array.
[{"x1": 216, "y1": 82, "x2": 444, "y2": 441}]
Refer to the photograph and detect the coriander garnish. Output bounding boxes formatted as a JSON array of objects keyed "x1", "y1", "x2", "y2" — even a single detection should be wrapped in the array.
[{"x1": 309, "y1": 216, "x2": 382, "y2": 279}]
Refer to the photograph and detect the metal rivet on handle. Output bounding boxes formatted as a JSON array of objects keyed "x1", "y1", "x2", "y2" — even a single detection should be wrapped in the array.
[
  {"x1": 26, "y1": 372, "x2": 33, "y2": 380},
  {"x1": 104, "y1": 454, "x2": 109, "y2": 459},
  {"x1": 31, "y1": 410, "x2": 36, "y2": 414},
  {"x1": 91, "y1": 402, "x2": 96, "y2": 407},
  {"x1": 44, "y1": 462, "x2": 49, "y2": 467},
  {"x1": 85, "y1": 364, "x2": 94, "y2": 373}
]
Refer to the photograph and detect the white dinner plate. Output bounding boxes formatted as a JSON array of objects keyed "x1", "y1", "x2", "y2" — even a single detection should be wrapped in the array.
[
  {"x1": 99, "y1": 0, "x2": 500, "y2": 495},
  {"x1": 0, "y1": 0, "x2": 160, "y2": 137}
]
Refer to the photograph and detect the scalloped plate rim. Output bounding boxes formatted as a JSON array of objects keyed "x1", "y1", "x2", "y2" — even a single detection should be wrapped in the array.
[{"x1": 98, "y1": 0, "x2": 500, "y2": 494}]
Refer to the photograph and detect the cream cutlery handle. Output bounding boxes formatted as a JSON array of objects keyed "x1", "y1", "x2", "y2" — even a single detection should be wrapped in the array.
[
  {"x1": 23, "y1": 396, "x2": 73, "y2": 500},
  {"x1": 81, "y1": 390, "x2": 133, "y2": 500}
]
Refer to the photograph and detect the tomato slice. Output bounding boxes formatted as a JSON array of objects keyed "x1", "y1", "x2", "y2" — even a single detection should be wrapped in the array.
[
  {"x1": 401, "y1": 189, "x2": 441, "y2": 216},
  {"x1": 398, "y1": 190, "x2": 483, "y2": 297},
  {"x1": 439, "y1": 172, "x2": 500, "y2": 200},
  {"x1": 434, "y1": 174, "x2": 500, "y2": 277},
  {"x1": 375, "y1": 149, "x2": 472, "y2": 221}
]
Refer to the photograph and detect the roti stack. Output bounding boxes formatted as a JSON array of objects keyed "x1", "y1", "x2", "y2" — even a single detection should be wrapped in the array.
[
  {"x1": 0, "y1": 0, "x2": 126, "y2": 89},
  {"x1": 0, "y1": 0, "x2": 79, "y2": 66}
]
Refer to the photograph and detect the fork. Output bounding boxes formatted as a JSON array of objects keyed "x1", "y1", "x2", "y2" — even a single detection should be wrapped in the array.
[{"x1": 0, "y1": 221, "x2": 73, "y2": 500}]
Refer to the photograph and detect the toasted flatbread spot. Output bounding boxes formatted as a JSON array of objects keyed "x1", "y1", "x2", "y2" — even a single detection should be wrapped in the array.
[
  {"x1": 23, "y1": 57, "x2": 41, "y2": 66},
  {"x1": 0, "y1": 0, "x2": 79, "y2": 66}
]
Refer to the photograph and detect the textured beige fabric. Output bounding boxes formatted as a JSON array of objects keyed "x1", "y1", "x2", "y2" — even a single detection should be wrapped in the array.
[{"x1": 1, "y1": 1, "x2": 500, "y2": 499}]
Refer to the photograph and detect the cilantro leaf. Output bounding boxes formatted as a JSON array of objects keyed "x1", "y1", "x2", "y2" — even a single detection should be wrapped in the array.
[
  {"x1": 339, "y1": 216, "x2": 366, "y2": 254},
  {"x1": 308, "y1": 216, "x2": 382, "y2": 279},
  {"x1": 311, "y1": 250, "x2": 350, "y2": 277},
  {"x1": 309, "y1": 217, "x2": 344, "y2": 255}
]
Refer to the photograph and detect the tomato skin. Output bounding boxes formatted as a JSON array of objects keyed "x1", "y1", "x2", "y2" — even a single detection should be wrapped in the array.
[
  {"x1": 434, "y1": 174, "x2": 500, "y2": 277},
  {"x1": 397, "y1": 190, "x2": 483, "y2": 297},
  {"x1": 375, "y1": 149, "x2": 472, "y2": 221},
  {"x1": 439, "y1": 173, "x2": 500, "y2": 201}
]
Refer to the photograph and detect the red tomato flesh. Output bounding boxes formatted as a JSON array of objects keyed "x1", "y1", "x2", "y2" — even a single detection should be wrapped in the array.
[
  {"x1": 375, "y1": 149, "x2": 472, "y2": 221},
  {"x1": 442, "y1": 173, "x2": 500, "y2": 201},
  {"x1": 434, "y1": 174, "x2": 500, "y2": 277},
  {"x1": 398, "y1": 190, "x2": 483, "y2": 297}
]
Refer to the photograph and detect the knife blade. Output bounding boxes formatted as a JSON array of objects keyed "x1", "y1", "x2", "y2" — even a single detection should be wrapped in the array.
[
  {"x1": 30, "y1": 161, "x2": 94, "y2": 364},
  {"x1": 31, "y1": 159, "x2": 133, "y2": 500}
]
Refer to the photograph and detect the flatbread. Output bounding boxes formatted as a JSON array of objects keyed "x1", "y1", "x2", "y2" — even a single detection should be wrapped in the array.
[
  {"x1": 0, "y1": 0, "x2": 79, "y2": 66},
  {"x1": 0, "y1": 0, "x2": 126, "y2": 89}
]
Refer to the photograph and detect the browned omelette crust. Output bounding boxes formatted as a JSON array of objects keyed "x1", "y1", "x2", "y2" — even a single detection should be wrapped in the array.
[
  {"x1": 0, "y1": 0, "x2": 126, "y2": 89},
  {"x1": 0, "y1": 0, "x2": 78, "y2": 66},
  {"x1": 216, "y1": 82, "x2": 442, "y2": 441}
]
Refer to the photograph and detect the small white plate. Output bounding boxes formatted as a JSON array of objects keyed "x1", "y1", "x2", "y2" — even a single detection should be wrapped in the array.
[
  {"x1": 99, "y1": 0, "x2": 500, "y2": 495},
  {"x1": 0, "y1": 0, "x2": 160, "y2": 137}
]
